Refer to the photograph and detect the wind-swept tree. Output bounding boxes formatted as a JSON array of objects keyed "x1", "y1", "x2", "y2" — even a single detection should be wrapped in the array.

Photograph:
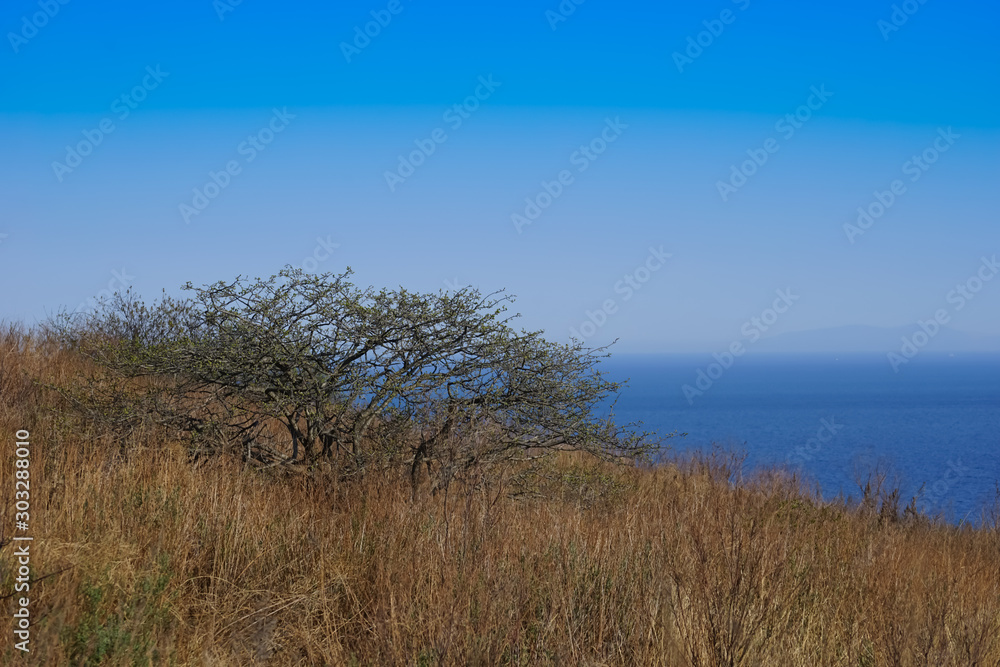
[{"x1": 52, "y1": 267, "x2": 657, "y2": 483}]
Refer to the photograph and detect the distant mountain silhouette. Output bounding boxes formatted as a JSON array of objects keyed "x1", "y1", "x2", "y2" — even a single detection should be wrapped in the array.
[{"x1": 750, "y1": 325, "x2": 1000, "y2": 354}]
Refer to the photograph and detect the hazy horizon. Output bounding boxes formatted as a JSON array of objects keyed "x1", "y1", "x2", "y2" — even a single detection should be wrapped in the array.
[{"x1": 3, "y1": 1, "x2": 998, "y2": 355}]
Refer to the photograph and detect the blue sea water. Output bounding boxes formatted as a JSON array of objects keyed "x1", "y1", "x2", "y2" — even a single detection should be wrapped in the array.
[{"x1": 600, "y1": 353, "x2": 1000, "y2": 523}]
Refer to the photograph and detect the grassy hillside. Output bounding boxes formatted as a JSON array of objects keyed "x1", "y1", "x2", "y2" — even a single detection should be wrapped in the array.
[{"x1": 1, "y1": 326, "x2": 999, "y2": 665}]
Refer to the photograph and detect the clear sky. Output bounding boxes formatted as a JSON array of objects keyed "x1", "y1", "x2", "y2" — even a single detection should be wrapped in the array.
[{"x1": 2, "y1": 0, "x2": 998, "y2": 352}]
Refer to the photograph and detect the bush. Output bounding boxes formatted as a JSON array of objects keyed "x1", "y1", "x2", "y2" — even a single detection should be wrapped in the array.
[{"x1": 49, "y1": 267, "x2": 658, "y2": 489}]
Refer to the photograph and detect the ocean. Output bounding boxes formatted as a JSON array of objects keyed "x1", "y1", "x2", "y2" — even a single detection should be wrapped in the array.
[{"x1": 600, "y1": 352, "x2": 1000, "y2": 522}]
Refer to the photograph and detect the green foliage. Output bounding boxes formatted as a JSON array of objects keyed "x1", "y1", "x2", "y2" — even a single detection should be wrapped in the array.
[{"x1": 62, "y1": 554, "x2": 177, "y2": 666}]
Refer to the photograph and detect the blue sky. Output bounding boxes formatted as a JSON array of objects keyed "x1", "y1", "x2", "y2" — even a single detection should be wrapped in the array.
[{"x1": 2, "y1": 0, "x2": 999, "y2": 352}]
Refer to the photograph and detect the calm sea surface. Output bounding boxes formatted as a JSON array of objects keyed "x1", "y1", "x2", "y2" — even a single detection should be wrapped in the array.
[{"x1": 601, "y1": 353, "x2": 1000, "y2": 522}]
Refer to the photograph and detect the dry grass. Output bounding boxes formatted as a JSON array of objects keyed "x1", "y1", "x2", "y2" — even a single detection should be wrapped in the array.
[{"x1": 1, "y1": 326, "x2": 999, "y2": 665}]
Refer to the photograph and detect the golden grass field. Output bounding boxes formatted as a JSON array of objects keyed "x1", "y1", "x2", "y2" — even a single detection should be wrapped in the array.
[{"x1": 2, "y1": 326, "x2": 999, "y2": 665}]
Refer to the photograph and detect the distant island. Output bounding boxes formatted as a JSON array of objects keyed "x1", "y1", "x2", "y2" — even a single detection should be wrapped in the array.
[{"x1": 749, "y1": 324, "x2": 1000, "y2": 354}]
